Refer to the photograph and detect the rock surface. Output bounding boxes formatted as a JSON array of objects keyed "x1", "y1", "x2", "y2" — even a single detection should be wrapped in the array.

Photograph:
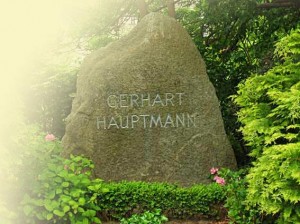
[{"x1": 62, "y1": 13, "x2": 236, "y2": 186}]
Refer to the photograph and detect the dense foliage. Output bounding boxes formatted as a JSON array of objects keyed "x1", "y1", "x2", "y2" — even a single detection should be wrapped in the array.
[
  {"x1": 97, "y1": 181, "x2": 225, "y2": 220},
  {"x1": 1, "y1": 128, "x2": 225, "y2": 223},
  {"x1": 234, "y1": 28, "x2": 300, "y2": 223},
  {"x1": 0, "y1": 126, "x2": 62, "y2": 224},
  {"x1": 23, "y1": 171, "x2": 226, "y2": 223},
  {"x1": 120, "y1": 209, "x2": 168, "y2": 224},
  {"x1": 22, "y1": 58, "x2": 78, "y2": 138},
  {"x1": 21, "y1": 154, "x2": 105, "y2": 224},
  {"x1": 177, "y1": 0, "x2": 300, "y2": 164},
  {"x1": 21, "y1": 156, "x2": 226, "y2": 223}
]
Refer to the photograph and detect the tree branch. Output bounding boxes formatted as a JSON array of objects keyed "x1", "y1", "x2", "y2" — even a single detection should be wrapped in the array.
[{"x1": 257, "y1": 1, "x2": 300, "y2": 9}]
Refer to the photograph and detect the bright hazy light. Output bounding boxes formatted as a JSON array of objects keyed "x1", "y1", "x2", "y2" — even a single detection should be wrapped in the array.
[
  {"x1": 0, "y1": 0, "x2": 98, "y2": 81},
  {"x1": 0, "y1": 1, "x2": 105, "y2": 209},
  {"x1": 0, "y1": 0, "x2": 99, "y2": 156}
]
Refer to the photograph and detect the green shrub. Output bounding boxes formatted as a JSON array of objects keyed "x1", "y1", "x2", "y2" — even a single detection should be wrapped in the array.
[
  {"x1": 234, "y1": 28, "x2": 300, "y2": 158},
  {"x1": 1, "y1": 126, "x2": 63, "y2": 222},
  {"x1": 17, "y1": 132, "x2": 226, "y2": 223},
  {"x1": 97, "y1": 181, "x2": 225, "y2": 220},
  {"x1": 20, "y1": 139, "x2": 107, "y2": 224},
  {"x1": 120, "y1": 209, "x2": 168, "y2": 224},
  {"x1": 14, "y1": 130, "x2": 226, "y2": 223},
  {"x1": 234, "y1": 28, "x2": 300, "y2": 223},
  {"x1": 215, "y1": 168, "x2": 261, "y2": 224},
  {"x1": 246, "y1": 143, "x2": 300, "y2": 224},
  {"x1": 22, "y1": 165, "x2": 225, "y2": 223}
]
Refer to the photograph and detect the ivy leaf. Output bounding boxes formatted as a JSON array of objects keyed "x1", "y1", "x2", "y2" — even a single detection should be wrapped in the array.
[
  {"x1": 46, "y1": 213, "x2": 53, "y2": 220},
  {"x1": 53, "y1": 209, "x2": 65, "y2": 217},
  {"x1": 62, "y1": 182, "x2": 70, "y2": 187},
  {"x1": 63, "y1": 205, "x2": 70, "y2": 213},
  {"x1": 23, "y1": 205, "x2": 33, "y2": 216}
]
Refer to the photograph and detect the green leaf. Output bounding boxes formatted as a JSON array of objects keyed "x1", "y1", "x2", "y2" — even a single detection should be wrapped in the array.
[
  {"x1": 53, "y1": 209, "x2": 65, "y2": 217},
  {"x1": 63, "y1": 205, "x2": 70, "y2": 213},
  {"x1": 78, "y1": 198, "x2": 86, "y2": 206},
  {"x1": 93, "y1": 217, "x2": 101, "y2": 223},
  {"x1": 60, "y1": 195, "x2": 72, "y2": 202},
  {"x1": 23, "y1": 205, "x2": 33, "y2": 216},
  {"x1": 44, "y1": 201, "x2": 54, "y2": 212},
  {"x1": 56, "y1": 188, "x2": 63, "y2": 194},
  {"x1": 46, "y1": 213, "x2": 53, "y2": 220},
  {"x1": 48, "y1": 190, "x2": 56, "y2": 199},
  {"x1": 78, "y1": 207, "x2": 84, "y2": 213},
  {"x1": 82, "y1": 209, "x2": 96, "y2": 217},
  {"x1": 283, "y1": 207, "x2": 292, "y2": 219},
  {"x1": 83, "y1": 217, "x2": 89, "y2": 224},
  {"x1": 62, "y1": 182, "x2": 70, "y2": 187}
]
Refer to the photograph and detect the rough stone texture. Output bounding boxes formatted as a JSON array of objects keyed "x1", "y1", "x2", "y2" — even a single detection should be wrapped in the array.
[{"x1": 62, "y1": 13, "x2": 236, "y2": 186}]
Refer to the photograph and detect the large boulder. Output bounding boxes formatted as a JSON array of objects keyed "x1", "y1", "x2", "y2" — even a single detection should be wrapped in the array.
[{"x1": 62, "y1": 13, "x2": 236, "y2": 186}]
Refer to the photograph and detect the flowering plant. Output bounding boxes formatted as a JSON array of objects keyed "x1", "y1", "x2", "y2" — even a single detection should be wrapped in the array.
[
  {"x1": 210, "y1": 167, "x2": 219, "y2": 175},
  {"x1": 210, "y1": 168, "x2": 260, "y2": 223},
  {"x1": 213, "y1": 175, "x2": 226, "y2": 185},
  {"x1": 20, "y1": 133, "x2": 105, "y2": 224},
  {"x1": 45, "y1": 133, "x2": 56, "y2": 141},
  {"x1": 209, "y1": 167, "x2": 226, "y2": 186}
]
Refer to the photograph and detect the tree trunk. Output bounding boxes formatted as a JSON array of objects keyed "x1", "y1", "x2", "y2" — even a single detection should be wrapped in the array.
[
  {"x1": 166, "y1": 0, "x2": 176, "y2": 18},
  {"x1": 136, "y1": 0, "x2": 148, "y2": 19}
]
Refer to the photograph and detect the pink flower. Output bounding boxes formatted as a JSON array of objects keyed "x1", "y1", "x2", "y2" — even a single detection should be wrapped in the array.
[
  {"x1": 45, "y1": 134, "x2": 56, "y2": 141},
  {"x1": 214, "y1": 176, "x2": 226, "y2": 185},
  {"x1": 210, "y1": 167, "x2": 219, "y2": 175}
]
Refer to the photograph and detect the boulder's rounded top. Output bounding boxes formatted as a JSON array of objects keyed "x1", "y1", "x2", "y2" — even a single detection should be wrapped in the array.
[
  {"x1": 135, "y1": 12, "x2": 177, "y2": 29},
  {"x1": 141, "y1": 12, "x2": 174, "y2": 22},
  {"x1": 86, "y1": 13, "x2": 187, "y2": 56},
  {"x1": 81, "y1": 12, "x2": 201, "y2": 81},
  {"x1": 127, "y1": 12, "x2": 187, "y2": 41}
]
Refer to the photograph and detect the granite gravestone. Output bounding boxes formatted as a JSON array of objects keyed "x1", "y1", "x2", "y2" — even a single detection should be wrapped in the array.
[{"x1": 62, "y1": 13, "x2": 236, "y2": 186}]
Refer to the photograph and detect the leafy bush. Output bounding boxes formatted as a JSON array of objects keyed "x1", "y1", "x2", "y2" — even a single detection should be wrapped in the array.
[
  {"x1": 246, "y1": 143, "x2": 300, "y2": 224},
  {"x1": 1, "y1": 125, "x2": 63, "y2": 223},
  {"x1": 234, "y1": 27, "x2": 300, "y2": 158},
  {"x1": 97, "y1": 181, "x2": 225, "y2": 220},
  {"x1": 20, "y1": 137, "x2": 107, "y2": 224},
  {"x1": 23, "y1": 62, "x2": 78, "y2": 138},
  {"x1": 216, "y1": 168, "x2": 262, "y2": 224},
  {"x1": 17, "y1": 129, "x2": 63, "y2": 195},
  {"x1": 11, "y1": 129, "x2": 226, "y2": 223},
  {"x1": 234, "y1": 28, "x2": 300, "y2": 223},
  {"x1": 120, "y1": 209, "x2": 168, "y2": 224},
  {"x1": 21, "y1": 160, "x2": 226, "y2": 223},
  {"x1": 14, "y1": 130, "x2": 226, "y2": 223}
]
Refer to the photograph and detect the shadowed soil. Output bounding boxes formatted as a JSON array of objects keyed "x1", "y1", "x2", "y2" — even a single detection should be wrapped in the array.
[{"x1": 103, "y1": 218, "x2": 229, "y2": 224}]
